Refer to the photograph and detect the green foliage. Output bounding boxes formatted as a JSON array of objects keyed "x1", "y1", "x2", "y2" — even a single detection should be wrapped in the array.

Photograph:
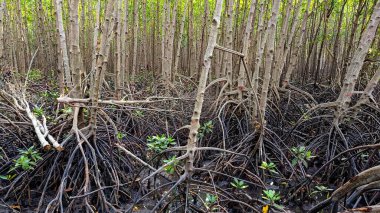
[
  {"x1": 205, "y1": 193, "x2": 218, "y2": 205},
  {"x1": 9, "y1": 146, "x2": 42, "y2": 173},
  {"x1": 132, "y1": 110, "x2": 144, "y2": 117},
  {"x1": 147, "y1": 134, "x2": 176, "y2": 152},
  {"x1": 116, "y1": 132, "x2": 125, "y2": 140},
  {"x1": 291, "y1": 146, "x2": 315, "y2": 167},
  {"x1": 27, "y1": 69, "x2": 43, "y2": 81},
  {"x1": 10, "y1": 155, "x2": 36, "y2": 171},
  {"x1": 262, "y1": 190, "x2": 281, "y2": 204},
  {"x1": 231, "y1": 178, "x2": 248, "y2": 190},
  {"x1": 310, "y1": 185, "x2": 333, "y2": 197},
  {"x1": 0, "y1": 174, "x2": 16, "y2": 181},
  {"x1": 205, "y1": 193, "x2": 218, "y2": 211},
  {"x1": 259, "y1": 162, "x2": 278, "y2": 174},
  {"x1": 41, "y1": 90, "x2": 60, "y2": 99},
  {"x1": 33, "y1": 106, "x2": 44, "y2": 117},
  {"x1": 61, "y1": 107, "x2": 73, "y2": 115},
  {"x1": 163, "y1": 156, "x2": 179, "y2": 174},
  {"x1": 198, "y1": 120, "x2": 213, "y2": 139},
  {"x1": 19, "y1": 146, "x2": 43, "y2": 162}
]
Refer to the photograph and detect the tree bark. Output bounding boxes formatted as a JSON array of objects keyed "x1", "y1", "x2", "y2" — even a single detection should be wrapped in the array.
[
  {"x1": 335, "y1": 1, "x2": 380, "y2": 115},
  {"x1": 185, "y1": 0, "x2": 223, "y2": 178}
]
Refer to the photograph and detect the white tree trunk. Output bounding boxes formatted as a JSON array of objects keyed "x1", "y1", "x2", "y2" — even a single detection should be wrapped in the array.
[{"x1": 55, "y1": 0, "x2": 71, "y2": 87}]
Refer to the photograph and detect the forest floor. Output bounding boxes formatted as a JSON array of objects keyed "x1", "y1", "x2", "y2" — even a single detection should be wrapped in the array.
[{"x1": 0, "y1": 72, "x2": 379, "y2": 212}]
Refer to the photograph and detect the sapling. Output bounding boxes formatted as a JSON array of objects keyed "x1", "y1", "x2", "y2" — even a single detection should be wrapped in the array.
[
  {"x1": 260, "y1": 161, "x2": 278, "y2": 174},
  {"x1": 163, "y1": 156, "x2": 179, "y2": 174},
  {"x1": 231, "y1": 178, "x2": 248, "y2": 190},
  {"x1": 262, "y1": 190, "x2": 281, "y2": 204}
]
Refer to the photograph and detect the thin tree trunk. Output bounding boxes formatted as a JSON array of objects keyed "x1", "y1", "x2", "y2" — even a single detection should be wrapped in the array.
[
  {"x1": 122, "y1": 0, "x2": 130, "y2": 88},
  {"x1": 69, "y1": 0, "x2": 83, "y2": 98},
  {"x1": 90, "y1": 0, "x2": 116, "y2": 133},
  {"x1": 258, "y1": 0, "x2": 280, "y2": 120},
  {"x1": 131, "y1": 0, "x2": 139, "y2": 83},
  {"x1": 173, "y1": 1, "x2": 189, "y2": 76},
  {"x1": 185, "y1": 0, "x2": 223, "y2": 179},
  {"x1": 0, "y1": 1, "x2": 5, "y2": 67},
  {"x1": 115, "y1": 0, "x2": 122, "y2": 99},
  {"x1": 90, "y1": 0, "x2": 100, "y2": 90},
  {"x1": 237, "y1": 0, "x2": 256, "y2": 98},
  {"x1": 282, "y1": 0, "x2": 311, "y2": 87},
  {"x1": 335, "y1": 1, "x2": 380, "y2": 119},
  {"x1": 55, "y1": 0, "x2": 71, "y2": 87},
  {"x1": 223, "y1": 0, "x2": 234, "y2": 90},
  {"x1": 252, "y1": 1, "x2": 265, "y2": 92}
]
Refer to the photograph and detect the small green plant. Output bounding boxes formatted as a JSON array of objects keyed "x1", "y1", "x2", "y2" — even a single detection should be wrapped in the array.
[
  {"x1": 132, "y1": 110, "x2": 144, "y2": 117},
  {"x1": 41, "y1": 90, "x2": 59, "y2": 99},
  {"x1": 204, "y1": 193, "x2": 218, "y2": 211},
  {"x1": 291, "y1": 146, "x2": 315, "y2": 167},
  {"x1": 9, "y1": 146, "x2": 42, "y2": 172},
  {"x1": 162, "y1": 156, "x2": 179, "y2": 174},
  {"x1": 231, "y1": 178, "x2": 248, "y2": 190},
  {"x1": 10, "y1": 156, "x2": 36, "y2": 172},
  {"x1": 27, "y1": 69, "x2": 43, "y2": 81},
  {"x1": 259, "y1": 162, "x2": 278, "y2": 174},
  {"x1": 61, "y1": 107, "x2": 73, "y2": 115},
  {"x1": 302, "y1": 113, "x2": 311, "y2": 120},
  {"x1": 0, "y1": 174, "x2": 16, "y2": 181},
  {"x1": 198, "y1": 120, "x2": 213, "y2": 139},
  {"x1": 310, "y1": 185, "x2": 333, "y2": 198},
  {"x1": 147, "y1": 134, "x2": 176, "y2": 152},
  {"x1": 262, "y1": 190, "x2": 281, "y2": 205},
  {"x1": 19, "y1": 146, "x2": 43, "y2": 162},
  {"x1": 116, "y1": 132, "x2": 125, "y2": 140},
  {"x1": 33, "y1": 106, "x2": 44, "y2": 117}
]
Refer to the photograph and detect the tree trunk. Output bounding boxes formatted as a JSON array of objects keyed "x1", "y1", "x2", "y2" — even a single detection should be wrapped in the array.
[
  {"x1": 90, "y1": 0, "x2": 116, "y2": 133},
  {"x1": 335, "y1": 1, "x2": 380, "y2": 118},
  {"x1": 115, "y1": 0, "x2": 122, "y2": 99},
  {"x1": 131, "y1": 0, "x2": 139, "y2": 83},
  {"x1": 282, "y1": 0, "x2": 311, "y2": 87},
  {"x1": 237, "y1": 0, "x2": 256, "y2": 98},
  {"x1": 0, "y1": 1, "x2": 5, "y2": 67},
  {"x1": 258, "y1": 0, "x2": 281, "y2": 120},
  {"x1": 173, "y1": 1, "x2": 189, "y2": 76},
  {"x1": 185, "y1": 0, "x2": 223, "y2": 179},
  {"x1": 69, "y1": 0, "x2": 83, "y2": 99}
]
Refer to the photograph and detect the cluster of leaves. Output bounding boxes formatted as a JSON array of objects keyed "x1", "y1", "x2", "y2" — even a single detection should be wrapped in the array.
[
  {"x1": 116, "y1": 132, "x2": 125, "y2": 140},
  {"x1": 291, "y1": 146, "x2": 314, "y2": 167},
  {"x1": 259, "y1": 161, "x2": 278, "y2": 174},
  {"x1": 310, "y1": 185, "x2": 333, "y2": 198},
  {"x1": 0, "y1": 146, "x2": 42, "y2": 181},
  {"x1": 198, "y1": 121, "x2": 213, "y2": 139},
  {"x1": 61, "y1": 107, "x2": 73, "y2": 115},
  {"x1": 147, "y1": 134, "x2": 175, "y2": 152},
  {"x1": 262, "y1": 190, "x2": 281, "y2": 205},
  {"x1": 163, "y1": 156, "x2": 179, "y2": 174},
  {"x1": 41, "y1": 90, "x2": 60, "y2": 100},
  {"x1": 204, "y1": 193, "x2": 218, "y2": 211},
  {"x1": 230, "y1": 178, "x2": 248, "y2": 190},
  {"x1": 27, "y1": 69, "x2": 43, "y2": 81},
  {"x1": 33, "y1": 106, "x2": 44, "y2": 117}
]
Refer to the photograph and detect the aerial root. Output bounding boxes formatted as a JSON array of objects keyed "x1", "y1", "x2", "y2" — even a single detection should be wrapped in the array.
[{"x1": 308, "y1": 165, "x2": 380, "y2": 213}]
